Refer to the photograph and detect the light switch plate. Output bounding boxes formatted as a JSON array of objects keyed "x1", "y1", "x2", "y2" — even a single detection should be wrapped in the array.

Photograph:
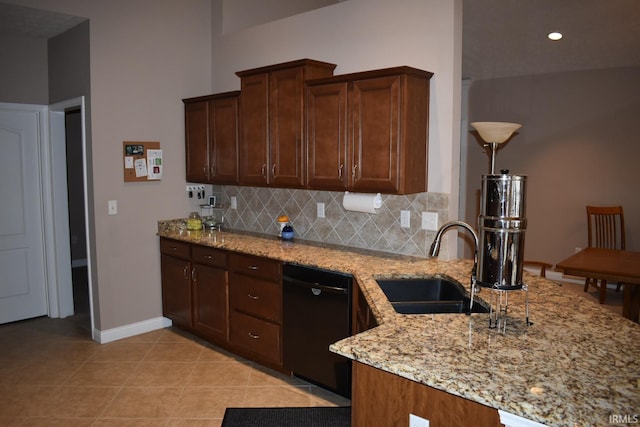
[
  {"x1": 230, "y1": 196, "x2": 237, "y2": 210},
  {"x1": 108, "y1": 200, "x2": 118, "y2": 215},
  {"x1": 317, "y1": 202, "x2": 325, "y2": 218},
  {"x1": 421, "y1": 212, "x2": 438, "y2": 231}
]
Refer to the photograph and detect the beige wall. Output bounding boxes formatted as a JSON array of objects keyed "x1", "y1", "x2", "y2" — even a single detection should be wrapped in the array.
[
  {"x1": 464, "y1": 67, "x2": 640, "y2": 265},
  {"x1": 4, "y1": 0, "x2": 461, "y2": 331},
  {"x1": 211, "y1": 0, "x2": 462, "y2": 196},
  {"x1": 0, "y1": 34, "x2": 48, "y2": 103},
  {"x1": 5, "y1": 0, "x2": 213, "y2": 330},
  {"x1": 210, "y1": 0, "x2": 463, "y2": 258}
]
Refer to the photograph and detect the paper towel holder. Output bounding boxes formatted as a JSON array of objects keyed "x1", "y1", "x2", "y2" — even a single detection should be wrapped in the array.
[{"x1": 342, "y1": 191, "x2": 383, "y2": 214}]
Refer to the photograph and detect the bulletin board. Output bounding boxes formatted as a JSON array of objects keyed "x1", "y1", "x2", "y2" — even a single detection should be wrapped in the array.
[{"x1": 123, "y1": 141, "x2": 163, "y2": 182}]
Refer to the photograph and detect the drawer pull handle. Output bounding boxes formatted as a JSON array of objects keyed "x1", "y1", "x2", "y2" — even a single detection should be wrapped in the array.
[
  {"x1": 183, "y1": 266, "x2": 189, "y2": 280},
  {"x1": 248, "y1": 332, "x2": 260, "y2": 339},
  {"x1": 247, "y1": 293, "x2": 259, "y2": 300},
  {"x1": 248, "y1": 265, "x2": 259, "y2": 270},
  {"x1": 204, "y1": 255, "x2": 212, "y2": 259},
  {"x1": 170, "y1": 246, "x2": 178, "y2": 251},
  {"x1": 191, "y1": 268, "x2": 197, "y2": 282}
]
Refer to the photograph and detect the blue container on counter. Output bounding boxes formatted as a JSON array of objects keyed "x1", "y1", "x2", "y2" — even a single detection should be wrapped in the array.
[{"x1": 281, "y1": 225, "x2": 295, "y2": 240}]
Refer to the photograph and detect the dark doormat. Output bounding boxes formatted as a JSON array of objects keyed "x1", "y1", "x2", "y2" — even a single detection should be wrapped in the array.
[{"x1": 221, "y1": 406, "x2": 351, "y2": 427}]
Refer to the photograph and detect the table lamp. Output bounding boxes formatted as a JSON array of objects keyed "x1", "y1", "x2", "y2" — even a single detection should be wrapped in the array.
[{"x1": 471, "y1": 122, "x2": 521, "y2": 174}]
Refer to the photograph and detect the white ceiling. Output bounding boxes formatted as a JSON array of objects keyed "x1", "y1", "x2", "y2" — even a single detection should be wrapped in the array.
[
  {"x1": 462, "y1": 0, "x2": 640, "y2": 80},
  {"x1": 0, "y1": 2, "x2": 85, "y2": 38},
  {"x1": 1, "y1": 1, "x2": 639, "y2": 80}
]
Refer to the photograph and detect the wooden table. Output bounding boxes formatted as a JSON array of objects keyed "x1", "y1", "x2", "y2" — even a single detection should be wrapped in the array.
[{"x1": 557, "y1": 247, "x2": 640, "y2": 322}]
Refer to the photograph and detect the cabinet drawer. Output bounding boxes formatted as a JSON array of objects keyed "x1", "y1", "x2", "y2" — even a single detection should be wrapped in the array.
[
  {"x1": 160, "y1": 238, "x2": 191, "y2": 259},
  {"x1": 229, "y1": 253, "x2": 281, "y2": 281},
  {"x1": 192, "y1": 245, "x2": 228, "y2": 268},
  {"x1": 229, "y1": 273, "x2": 281, "y2": 323},
  {"x1": 229, "y1": 311, "x2": 281, "y2": 364}
]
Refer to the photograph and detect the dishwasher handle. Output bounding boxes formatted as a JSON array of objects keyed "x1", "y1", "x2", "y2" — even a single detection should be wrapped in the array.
[{"x1": 283, "y1": 275, "x2": 349, "y2": 295}]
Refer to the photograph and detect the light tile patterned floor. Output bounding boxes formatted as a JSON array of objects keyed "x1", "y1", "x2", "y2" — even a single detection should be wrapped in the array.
[{"x1": 0, "y1": 316, "x2": 350, "y2": 426}]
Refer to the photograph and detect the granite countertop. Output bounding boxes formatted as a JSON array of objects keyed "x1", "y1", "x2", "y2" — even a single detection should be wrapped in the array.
[{"x1": 158, "y1": 221, "x2": 640, "y2": 427}]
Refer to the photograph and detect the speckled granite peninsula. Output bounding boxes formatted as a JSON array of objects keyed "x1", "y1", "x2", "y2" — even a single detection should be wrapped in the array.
[{"x1": 158, "y1": 220, "x2": 640, "y2": 427}]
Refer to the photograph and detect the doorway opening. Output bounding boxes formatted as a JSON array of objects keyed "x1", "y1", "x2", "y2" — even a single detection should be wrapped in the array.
[{"x1": 48, "y1": 97, "x2": 95, "y2": 338}]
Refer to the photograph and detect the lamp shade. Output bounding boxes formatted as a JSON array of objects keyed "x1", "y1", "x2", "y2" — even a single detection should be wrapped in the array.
[{"x1": 471, "y1": 122, "x2": 522, "y2": 144}]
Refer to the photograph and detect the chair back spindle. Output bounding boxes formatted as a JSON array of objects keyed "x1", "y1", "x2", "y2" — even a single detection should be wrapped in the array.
[{"x1": 587, "y1": 206, "x2": 625, "y2": 251}]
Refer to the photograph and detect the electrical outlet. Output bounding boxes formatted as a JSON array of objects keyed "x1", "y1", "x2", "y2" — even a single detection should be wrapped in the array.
[
  {"x1": 575, "y1": 247, "x2": 582, "y2": 253},
  {"x1": 108, "y1": 200, "x2": 118, "y2": 215},
  {"x1": 409, "y1": 414, "x2": 430, "y2": 427},
  {"x1": 400, "y1": 210, "x2": 410, "y2": 228},
  {"x1": 230, "y1": 196, "x2": 237, "y2": 210},
  {"x1": 421, "y1": 212, "x2": 438, "y2": 231},
  {"x1": 317, "y1": 202, "x2": 325, "y2": 218}
]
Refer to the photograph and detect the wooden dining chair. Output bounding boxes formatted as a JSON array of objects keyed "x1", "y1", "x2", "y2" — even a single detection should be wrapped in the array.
[{"x1": 584, "y1": 205, "x2": 626, "y2": 304}]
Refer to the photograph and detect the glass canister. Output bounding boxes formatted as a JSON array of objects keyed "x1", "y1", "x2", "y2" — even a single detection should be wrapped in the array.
[{"x1": 186, "y1": 212, "x2": 202, "y2": 230}]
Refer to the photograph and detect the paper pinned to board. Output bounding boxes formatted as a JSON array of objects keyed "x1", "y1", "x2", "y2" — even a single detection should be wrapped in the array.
[{"x1": 342, "y1": 192, "x2": 382, "y2": 213}]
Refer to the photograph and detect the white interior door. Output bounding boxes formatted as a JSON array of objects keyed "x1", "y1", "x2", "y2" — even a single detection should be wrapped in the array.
[{"x1": 0, "y1": 104, "x2": 48, "y2": 324}]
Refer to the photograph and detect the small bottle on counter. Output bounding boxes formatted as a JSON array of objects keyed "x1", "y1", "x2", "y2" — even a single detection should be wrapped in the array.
[{"x1": 186, "y1": 212, "x2": 202, "y2": 230}]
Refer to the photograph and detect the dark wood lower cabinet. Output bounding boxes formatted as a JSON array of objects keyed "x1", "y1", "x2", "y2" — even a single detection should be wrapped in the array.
[
  {"x1": 351, "y1": 362, "x2": 503, "y2": 427},
  {"x1": 160, "y1": 238, "x2": 283, "y2": 370}
]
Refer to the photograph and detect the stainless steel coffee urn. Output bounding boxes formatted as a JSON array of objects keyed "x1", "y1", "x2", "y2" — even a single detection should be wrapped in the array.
[{"x1": 477, "y1": 171, "x2": 527, "y2": 290}]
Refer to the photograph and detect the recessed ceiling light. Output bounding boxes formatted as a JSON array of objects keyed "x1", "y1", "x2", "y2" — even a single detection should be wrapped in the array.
[{"x1": 548, "y1": 32, "x2": 563, "y2": 41}]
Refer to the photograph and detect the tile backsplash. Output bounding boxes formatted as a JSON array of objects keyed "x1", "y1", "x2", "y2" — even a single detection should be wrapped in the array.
[{"x1": 210, "y1": 185, "x2": 449, "y2": 258}]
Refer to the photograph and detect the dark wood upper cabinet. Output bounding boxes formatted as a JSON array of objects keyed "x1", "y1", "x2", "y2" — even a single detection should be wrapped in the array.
[
  {"x1": 183, "y1": 91, "x2": 240, "y2": 184},
  {"x1": 236, "y1": 59, "x2": 337, "y2": 188},
  {"x1": 306, "y1": 67, "x2": 432, "y2": 194},
  {"x1": 184, "y1": 61, "x2": 432, "y2": 195}
]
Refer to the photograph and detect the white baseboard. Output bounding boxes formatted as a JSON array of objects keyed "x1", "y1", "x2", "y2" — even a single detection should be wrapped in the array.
[{"x1": 94, "y1": 316, "x2": 172, "y2": 344}]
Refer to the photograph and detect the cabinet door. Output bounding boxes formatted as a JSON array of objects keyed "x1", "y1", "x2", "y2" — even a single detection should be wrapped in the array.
[
  {"x1": 161, "y1": 254, "x2": 193, "y2": 328},
  {"x1": 350, "y1": 75, "x2": 402, "y2": 194},
  {"x1": 209, "y1": 95, "x2": 240, "y2": 184},
  {"x1": 306, "y1": 81, "x2": 348, "y2": 190},
  {"x1": 239, "y1": 73, "x2": 269, "y2": 186},
  {"x1": 269, "y1": 67, "x2": 305, "y2": 188},
  {"x1": 193, "y1": 263, "x2": 228, "y2": 342},
  {"x1": 185, "y1": 101, "x2": 209, "y2": 182}
]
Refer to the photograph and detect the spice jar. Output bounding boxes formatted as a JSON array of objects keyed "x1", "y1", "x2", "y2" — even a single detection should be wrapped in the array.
[{"x1": 186, "y1": 212, "x2": 202, "y2": 230}]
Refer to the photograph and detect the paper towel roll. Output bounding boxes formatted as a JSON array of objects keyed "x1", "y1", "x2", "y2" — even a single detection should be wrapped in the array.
[{"x1": 342, "y1": 192, "x2": 382, "y2": 213}]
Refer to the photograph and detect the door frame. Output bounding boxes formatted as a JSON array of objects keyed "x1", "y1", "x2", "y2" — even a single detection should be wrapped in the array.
[{"x1": 46, "y1": 96, "x2": 95, "y2": 338}]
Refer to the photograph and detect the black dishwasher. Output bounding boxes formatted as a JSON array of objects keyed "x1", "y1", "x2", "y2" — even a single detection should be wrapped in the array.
[{"x1": 283, "y1": 263, "x2": 352, "y2": 398}]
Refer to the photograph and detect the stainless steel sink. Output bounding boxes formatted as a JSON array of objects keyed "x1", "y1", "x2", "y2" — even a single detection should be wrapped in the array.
[{"x1": 376, "y1": 277, "x2": 489, "y2": 314}]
